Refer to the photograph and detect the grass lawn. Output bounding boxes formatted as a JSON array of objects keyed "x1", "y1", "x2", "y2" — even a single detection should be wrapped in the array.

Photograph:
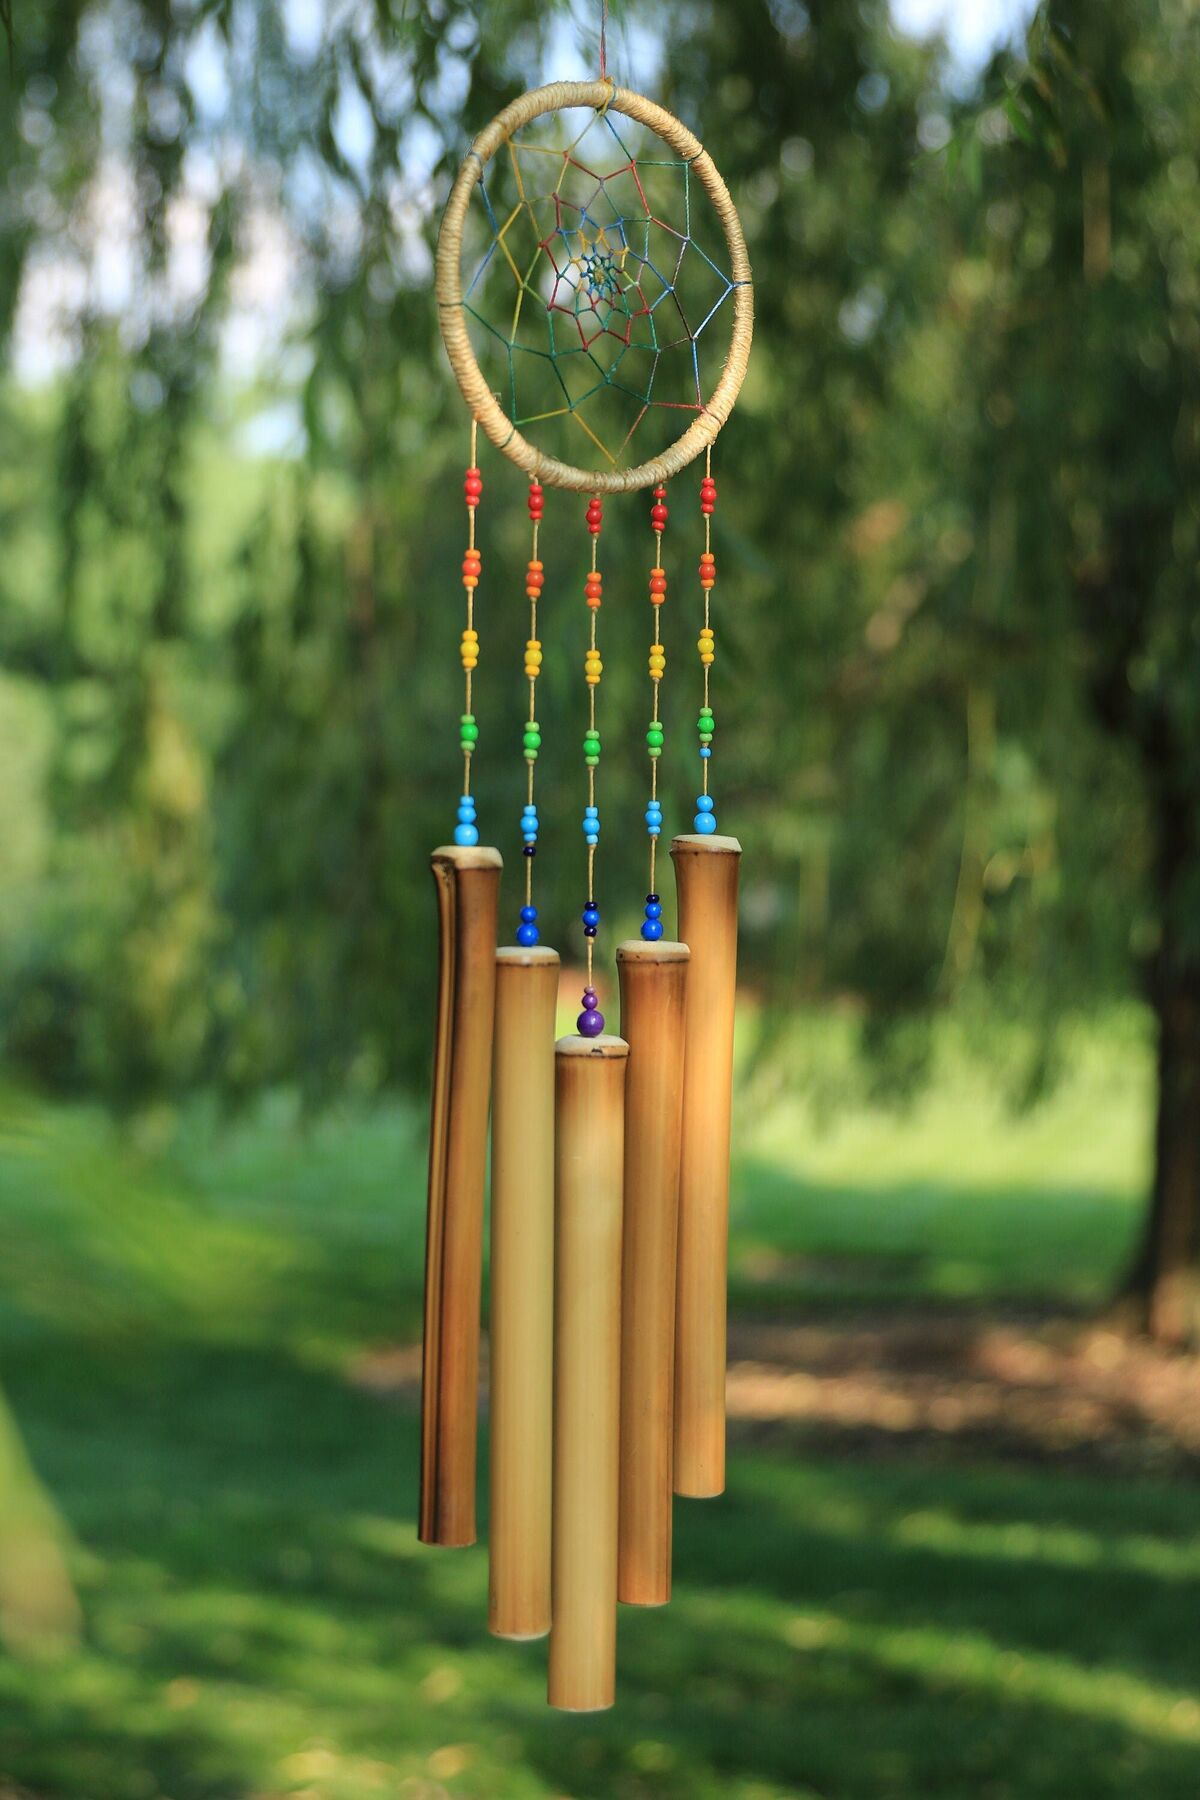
[{"x1": 3, "y1": 1020, "x2": 1198, "y2": 1800}]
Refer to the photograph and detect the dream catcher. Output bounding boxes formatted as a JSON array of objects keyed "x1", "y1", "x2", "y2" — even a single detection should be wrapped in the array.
[{"x1": 418, "y1": 57, "x2": 751, "y2": 1712}]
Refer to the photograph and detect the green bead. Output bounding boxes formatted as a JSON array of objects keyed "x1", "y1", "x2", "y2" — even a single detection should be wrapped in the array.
[
  {"x1": 699, "y1": 706, "x2": 713, "y2": 720},
  {"x1": 699, "y1": 734, "x2": 713, "y2": 746},
  {"x1": 585, "y1": 754, "x2": 599, "y2": 767},
  {"x1": 648, "y1": 746, "x2": 661, "y2": 759},
  {"x1": 584, "y1": 730, "x2": 600, "y2": 749},
  {"x1": 646, "y1": 727, "x2": 664, "y2": 747}
]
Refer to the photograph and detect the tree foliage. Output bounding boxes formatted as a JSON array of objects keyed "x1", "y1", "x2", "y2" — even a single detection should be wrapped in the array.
[{"x1": 0, "y1": 1, "x2": 1194, "y2": 1255}]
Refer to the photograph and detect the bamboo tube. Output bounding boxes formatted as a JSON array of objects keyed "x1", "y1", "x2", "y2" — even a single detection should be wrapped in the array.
[
  {"x1": 616, "y1": 940, "x2": 689, "y2": 1606},
  {"x1": 548, "y1": 1032, "x2": 628, "y2": 1712},
  {"x1": 488, "y1": 945, "x2": 559, "y2": 1639},
  {"x1": 671, "y1": 834, "x2": 741, "y2": 1498},
  {"x1": 419, "y1": 843, "x2": 502, "y2": 1547}
]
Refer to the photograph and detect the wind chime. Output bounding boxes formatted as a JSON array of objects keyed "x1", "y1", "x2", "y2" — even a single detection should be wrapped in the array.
[{"x1": 419, "y1": 51, "x2": 751, "y2": 1712}]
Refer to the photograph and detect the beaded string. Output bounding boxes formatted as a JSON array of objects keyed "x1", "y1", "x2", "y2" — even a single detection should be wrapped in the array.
[
  {"x1": 694, "y1": 447, "x2": 717, "y2": 834},
  {"x1": 578, "y1": 494, "x2": 605, "y2": 1036},
  {"x1": 455, "y1": 422, "x2": 482, "y2": 846},
  {"x1": 516, "y1": 478, "x2": 545, "y2": 943},
  {"x1": 641, "y1": 484, "x2": 668, "y2": 940}
]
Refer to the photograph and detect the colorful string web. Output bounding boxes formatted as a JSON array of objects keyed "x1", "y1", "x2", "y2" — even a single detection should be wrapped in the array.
[{"x1": 461, "y1": 106, "x2": 738, "y2": 470}]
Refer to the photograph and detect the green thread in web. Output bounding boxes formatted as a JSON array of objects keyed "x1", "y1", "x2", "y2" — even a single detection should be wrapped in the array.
[{"x1": 463, "y1": 108, "x2": 737, "y2": 467}]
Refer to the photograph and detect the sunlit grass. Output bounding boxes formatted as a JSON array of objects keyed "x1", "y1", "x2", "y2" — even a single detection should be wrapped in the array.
[{"x1": 1, "y1": 1025, "x2": 1193, "y2": 1799}]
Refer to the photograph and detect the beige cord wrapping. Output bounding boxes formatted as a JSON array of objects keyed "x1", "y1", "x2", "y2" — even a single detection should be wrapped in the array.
[{"x1": 436, "y1": 81, "x2": 754, "y2": 495}]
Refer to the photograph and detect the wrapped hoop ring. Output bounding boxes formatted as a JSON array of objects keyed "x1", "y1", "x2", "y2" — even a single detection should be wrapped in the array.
[{"x1": 435, "y1": 80, "x2": 754, "y2": 495}]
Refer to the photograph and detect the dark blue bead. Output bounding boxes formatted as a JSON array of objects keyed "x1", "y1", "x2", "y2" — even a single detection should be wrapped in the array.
[
  {"x1": 583, "y1": 924, "x2": 597, "y2": 938},
  {"x1": 523, "y1": 844, "x2": 536, "y2": 857},
  {"x1": 520, "y1": 905, "x2": 538, "y2": 923},
  {"x1": 646, "y1": 893, "x2": 660, "y2": 904}
]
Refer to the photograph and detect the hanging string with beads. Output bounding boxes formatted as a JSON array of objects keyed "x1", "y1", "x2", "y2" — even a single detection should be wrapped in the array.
[
  {"x1": 455, "y1": 423, "x2": 482, "y2": 846},
  {"x1": 578, "y1": 494, "x2": 605, "y2": 1036},
  {"x1": 515, "y1": 478, "x2": 545, "y2": 943},
  {"x1": 641, "y1": 484, "x2": 669, "y2": 940},
  {"x1": 695, "y1": 447, "x2": 717, "y2": 834}
]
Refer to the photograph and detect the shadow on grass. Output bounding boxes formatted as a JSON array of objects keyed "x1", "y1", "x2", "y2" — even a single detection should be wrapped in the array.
[
  {"x1": 729, "y1": 1158, "x2": 1141, "y2": 1313},
  {"x1": 3, "y1": 1327, "x2": 1200, "y2": 1800}
]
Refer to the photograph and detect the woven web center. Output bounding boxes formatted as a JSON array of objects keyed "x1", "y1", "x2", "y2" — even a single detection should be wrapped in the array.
[{"x1": 462, "y1": 106, "x2": 737, "y2": 467}]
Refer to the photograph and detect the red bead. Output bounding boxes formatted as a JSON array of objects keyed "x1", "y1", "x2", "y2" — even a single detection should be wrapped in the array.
[
  {"x1": 650, "y1": 503, "x2": 668, "y2": 529},
  {"x1": 586, "y1": 496, "x2": 603, "y2": 535},
  {"x1": 700, "y1": 476, "x2": 717, "y2": 514},
  {"x1": 464, "y1": 466, "x2": 483, "y2": 506},
  {"x1": 649, "y1": 571, "x2": 667, "y2": 596},
  {"x1": 528, "y1": 480, "x2": 544, "y2": 519}
]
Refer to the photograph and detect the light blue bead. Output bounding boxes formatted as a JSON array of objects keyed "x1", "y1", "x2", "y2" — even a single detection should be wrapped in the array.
[
  {"x1": 696, "y1": 794, "x2": 714, "y2": 813},
  {"x1": 523, "y1": 834, "x2": 537, "y2": 846},
  {"x1": 694, "y1": 812, "x2": 716, "y2": 834},
  {"x1": 586, "y1": 833, "x2": 598, "y2": 846},
  {"x1": 647, "y1": 825, "x2": 661, "y2": 837},
  {"x1": 700, "y1": 746, "x2": 711, "y2": 758},
  {"x1": 455, "y1": 823, "x2": 480, "y2": 846}
]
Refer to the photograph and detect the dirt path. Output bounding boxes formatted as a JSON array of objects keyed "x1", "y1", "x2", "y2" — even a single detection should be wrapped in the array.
[{"x1": 355, "y1": 1311, "x2": 1200, "y2": 1477}]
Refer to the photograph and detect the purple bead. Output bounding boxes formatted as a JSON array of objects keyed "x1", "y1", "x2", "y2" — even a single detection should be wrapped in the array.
[
  {"x1": 577, "y1": 1008, "x2": 605, "y2": 1037},
  {"x1": 582, "y1": 988, "x2": 597, "y2": 1009}
]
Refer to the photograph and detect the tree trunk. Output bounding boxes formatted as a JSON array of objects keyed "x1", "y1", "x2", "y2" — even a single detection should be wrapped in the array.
[{"x1": 1116, "y1": 790, "x2": 1200, "y2": 1344}]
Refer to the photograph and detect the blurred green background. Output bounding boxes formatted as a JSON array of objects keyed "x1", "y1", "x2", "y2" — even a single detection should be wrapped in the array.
[{"x1": 2, "y1": 0, "x2": 1200, "y2": 1795}]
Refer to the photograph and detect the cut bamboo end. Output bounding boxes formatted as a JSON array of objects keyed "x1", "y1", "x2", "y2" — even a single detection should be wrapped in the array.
[
  {"x1": 548, "y1": 1032, "x2": 628, "y2": 1713},
  {"x1": 419, "y1": 844, "x2": 502, "y2": 1547},
  {"x1": 488, "y1": 945, "x2": 559, "y2": 1640},
  {"x1": 671, "y1": 834, "x2": 741, "y2": 1500},
  {"x1": 616, "y1": 941, "x2": 689, "y2": 1607}
]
